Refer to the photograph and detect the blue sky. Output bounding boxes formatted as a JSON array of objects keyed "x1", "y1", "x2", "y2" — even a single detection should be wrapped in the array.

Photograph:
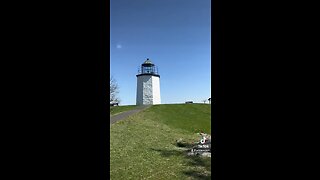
[{"x1": 110, "y1": 0, "x2": 211, "y2": 105}]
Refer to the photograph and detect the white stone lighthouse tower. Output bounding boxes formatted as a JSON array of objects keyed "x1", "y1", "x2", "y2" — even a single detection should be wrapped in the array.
[{"x1": 136, "y1": 58, "x2": 161, "y2": 105}]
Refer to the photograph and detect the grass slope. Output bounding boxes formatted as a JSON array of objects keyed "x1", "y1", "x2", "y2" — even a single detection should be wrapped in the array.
[
  {"x1": 110, "y1": 105, "x2": 138, "y2": 116},
  {"x1": 110, "y1": 104, "x2": 211, "y2": 180},
  {"x1": 149, "y1": 104, "x2": 211, "y2": 134}
]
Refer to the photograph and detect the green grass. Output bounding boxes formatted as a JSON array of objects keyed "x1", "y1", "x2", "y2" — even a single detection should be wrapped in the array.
[
  {"x1": 147, "y1": 104, "x2": 211, "y2": 134},
  {"x1": 110, "y1": 104, "x2": 211, "y2": 180},
  {"x1": 110, "y1": 105, "x2": 138, "y2": 116}
]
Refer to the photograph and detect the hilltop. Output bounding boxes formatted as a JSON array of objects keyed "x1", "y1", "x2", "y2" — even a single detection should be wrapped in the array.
[{"x1": 110, "y1": 104, "x2": 211, "y2": 179}]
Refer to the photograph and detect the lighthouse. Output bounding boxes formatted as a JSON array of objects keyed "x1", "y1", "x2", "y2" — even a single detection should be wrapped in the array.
[{"x1": 136, "y1": 58, "x2": 161, "y2": 105}]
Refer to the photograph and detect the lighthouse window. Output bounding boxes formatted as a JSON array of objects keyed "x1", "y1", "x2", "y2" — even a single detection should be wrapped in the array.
[{"x1": 144, "y1": 67, "x2": 152, "y2": 73}]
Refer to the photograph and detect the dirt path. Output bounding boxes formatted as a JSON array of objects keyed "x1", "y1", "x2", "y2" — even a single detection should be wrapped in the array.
[{"x1": 110, "y1": 105, "x2": 151, "y2": 124}]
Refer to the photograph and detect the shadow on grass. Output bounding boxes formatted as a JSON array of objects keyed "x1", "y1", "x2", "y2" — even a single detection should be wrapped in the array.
[
  {"x1": 188, "y1": 155, "x2": 210, "y2": 168},
  {"x1": 150, "y1": 147, "x2": 211, "y2": 179},
  {"x1": 150, "y1": 148, "x2": 184, "y2": 157},
  {"x1": 173, "y1": 141, "x2": 195, "y2": 148},
  {"x1": 183, "y1": 170, "x2": 211, "y2": 180},
  {"x1": 184, "y1": 155, "x2": 211, "y2": 179}
]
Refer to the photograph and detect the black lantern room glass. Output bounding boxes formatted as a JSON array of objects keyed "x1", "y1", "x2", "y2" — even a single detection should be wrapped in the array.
[{"x1": 137, "y1": 58, "x2": 159, "y2": 76}]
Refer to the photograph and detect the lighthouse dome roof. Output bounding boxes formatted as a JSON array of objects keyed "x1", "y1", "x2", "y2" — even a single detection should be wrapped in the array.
[{"x1": 143, "y1": 58, "x2": 153, "y2": 65}]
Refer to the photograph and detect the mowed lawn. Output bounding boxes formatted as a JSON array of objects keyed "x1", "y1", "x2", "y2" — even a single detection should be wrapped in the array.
[
  {"x1": 110, "y1": 105, "x2": 138, "y2": 116},
  {"x1": 110, "y1": 104, "x2": 211, "y2": 179}
]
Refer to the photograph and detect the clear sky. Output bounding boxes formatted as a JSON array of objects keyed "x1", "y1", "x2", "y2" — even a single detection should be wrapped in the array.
[{"x1": 110, "y1": 0, "x2": 211, "y2": 105}]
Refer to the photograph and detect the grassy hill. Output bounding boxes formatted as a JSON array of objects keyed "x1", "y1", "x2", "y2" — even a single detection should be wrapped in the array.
[
  {"x1": 147, "y1": 104, "x2": 211, "y2": 134},
  {"x1": 110, "y1": 104, "x2": 211, "y2": 179},
  {"x1": 110, "y1": 105, "x2": 138, "y2": 116}
]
